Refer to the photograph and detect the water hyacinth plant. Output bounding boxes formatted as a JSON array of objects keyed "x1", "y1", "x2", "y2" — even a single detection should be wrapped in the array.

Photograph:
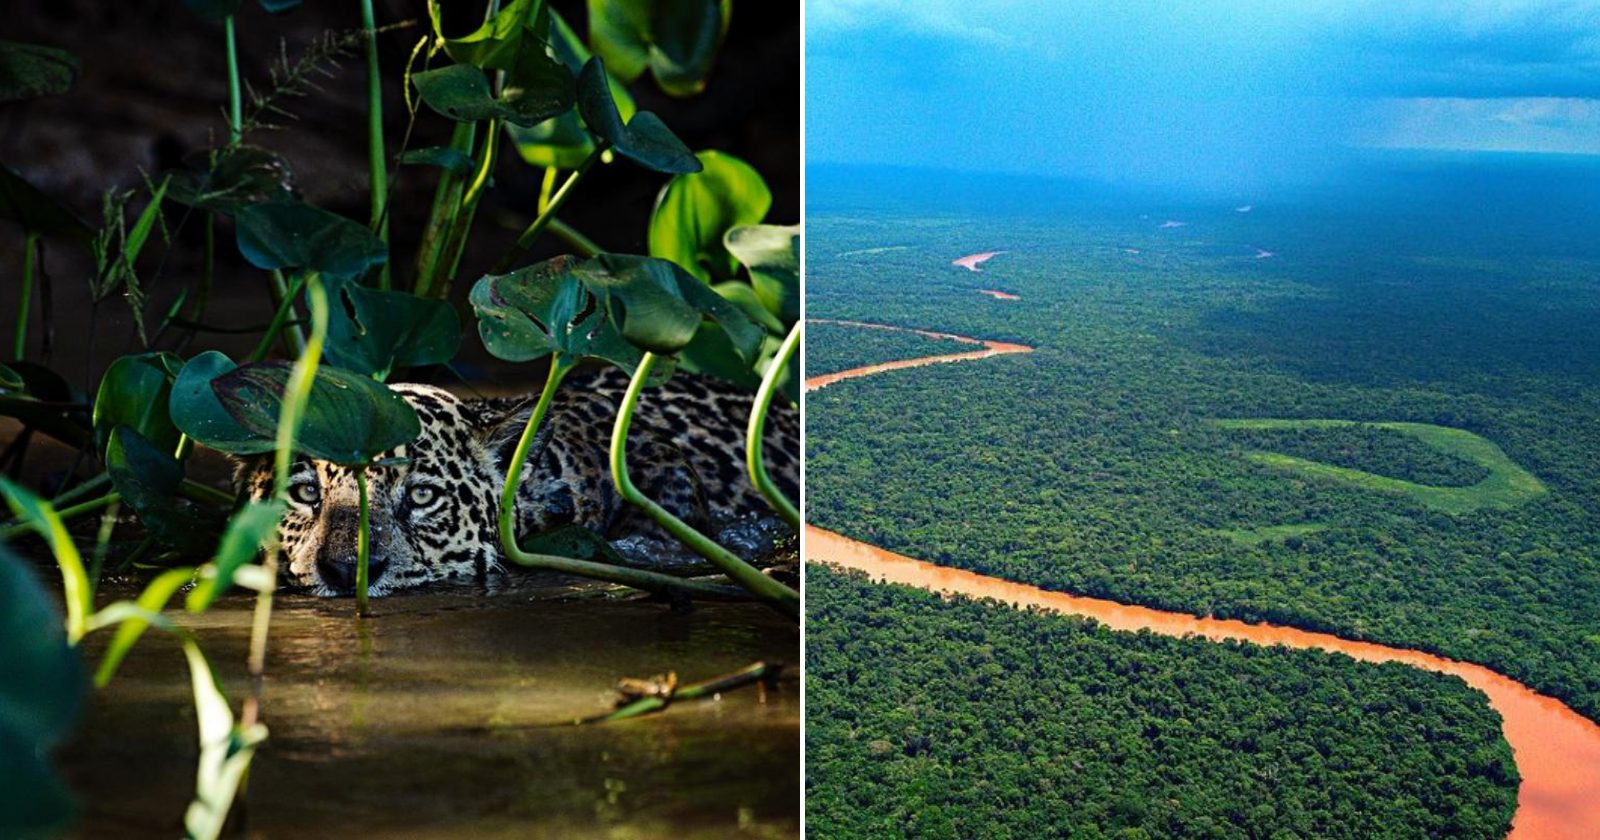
[{"x1": 0, "y1": 0, "x2": 797, "y2": 834}]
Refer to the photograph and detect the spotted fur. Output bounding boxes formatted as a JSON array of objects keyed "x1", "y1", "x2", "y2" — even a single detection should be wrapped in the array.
[{"x1": 238, "y1": 367, "x2": 800, "y2": 597}]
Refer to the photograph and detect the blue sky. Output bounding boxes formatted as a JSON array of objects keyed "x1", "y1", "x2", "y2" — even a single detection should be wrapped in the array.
[{"x1": 806, "y1": 0, "x2": 1600, "y2": 192}]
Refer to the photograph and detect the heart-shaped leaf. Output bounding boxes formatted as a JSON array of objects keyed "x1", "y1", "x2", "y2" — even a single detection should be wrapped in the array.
[
  {"x1": 412, "y1": 52, "x2": 574, "y2": 128},
  {"x1": 166, "y1": 145, "x2": 294, "y2": 212},
  {"x1": 93, "y1": 352, "x2": 183, "y2": 457},
  {"x1": 575, "y1": 58, "x2": 699, "y2": 174},
  {"x1": 649, "y1": 151, "x2": 770, "y2": 283},
  {"x1": 429, "y1": 0, "x2": 542, "y2": 70},
  {"x1": 0, "y1": 549, "x2": 84, "y2": 839},
  {"x1": 105, "y1": 426, "x2": 226, "y2": 555},
  {"x1": 0, "y1": 165, "x2": 91, "y2": 240},
  {"x1": 587, "y1": 0, "x2": 730, "y2": 97},
  {"x1": 0, "y1": 40, "x2": 78, "y2": 104},
  {"x1": 210, "y1": 363, "x2": 421, "y2": 465},
  {"x1": 725, "y1": 223, "x2": 798, "y2": 323},
  {"x1": 169, "y1": 352, "x2": 275, "y2": 456},
  {"x1": 572, "y1": 253, "x2": 761, "y2": 360},
  {"x1": 233, "y1": 201, "x2": 387, "y2": 280},
  {"x1": 505, "y1": 9, "x2": 635, "y2": 169},
  {"x1": 470, "y1": 255, "x2": 643, "y2": 374},
  {"x1": 326, "y1": 283, "x2": 462, "y2": 378}
]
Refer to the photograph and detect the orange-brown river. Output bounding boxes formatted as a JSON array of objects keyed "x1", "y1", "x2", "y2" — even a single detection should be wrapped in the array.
[{"x1": 803, "y1": 321, "x2": 1600, "y2": 840}]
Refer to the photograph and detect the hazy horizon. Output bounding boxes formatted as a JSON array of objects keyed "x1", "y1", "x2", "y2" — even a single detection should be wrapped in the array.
[{"x1": 807, "y1": 0, "x2": 1600, "y2": 195}]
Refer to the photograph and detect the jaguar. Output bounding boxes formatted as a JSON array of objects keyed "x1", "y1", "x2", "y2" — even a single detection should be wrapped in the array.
[{"x1": 236, "y1": 366, "x2": 800, "y2": 597}]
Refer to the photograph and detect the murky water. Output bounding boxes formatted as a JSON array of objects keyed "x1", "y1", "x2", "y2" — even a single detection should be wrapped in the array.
[
  {"x1": 61, "y1": 577, "x2": 798, "y2": 839},
  {"x1": 805, "y1": 323, "x2": 1600, "y2": 840}
]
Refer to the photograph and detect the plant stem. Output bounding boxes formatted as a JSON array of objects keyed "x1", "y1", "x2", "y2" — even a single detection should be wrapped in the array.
[
  {"x1": 412, "y1": 121, "x2": 476, "y2": 297},
  {"x1": 0, "y1": 492, "x2": 120, "y2": 541},
  {"x1": 13, "y1": 231, "x2": 38, "y2": 360},
  {"x1": 359, "y1": 0, "x2": 390, "y2": 289},
  {"x1": 244, "y1": 272, "x2": 328, "y2": 728},
  {"x1": 496, "y1": 359, "x2": 737, "y2": 599},
  {"x1": 492, "y1": 143, "x2": 607, "y2": 273},
  {"x1": 612, "y1": 354, "x2": 799, "y2": 619},
  {"x1": 548, "y1": 218, "x2": 602, "y2": 258},
  {"x1": 747, "y1": 322, "x2": 800, "y2": 529},
  {"x1": 179, "y1": 478, "x2": 236, "y2": 508},
  {"x1": 224, "y1": 16, "x2": 242, "y2": 143},
  {"x1": 434, "y1": 116, "x2": 501, "y2": 294},
  {"x1": 355, "y1": 467, "x2": 370, "y2": 616},
  {"x1": 588, "y1": 661, "x2": 781, "y2": 723},
  {"x1": 88, "y1": 499, "x2": 121, "y2": 599},
  {"x1": 250, "y1": 271, "x2": 308, "y2": 362}
]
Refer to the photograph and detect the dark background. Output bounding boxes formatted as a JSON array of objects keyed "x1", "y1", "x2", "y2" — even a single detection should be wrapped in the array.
[{"x1": 0, "y1": 0, "x2": 798, "y2": 395}]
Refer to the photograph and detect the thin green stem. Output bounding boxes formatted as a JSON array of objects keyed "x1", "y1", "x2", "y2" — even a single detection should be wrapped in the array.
[
  {"x1": 355, "y1": 467, "x2": 370, "y2": 617},
  {"x1": 88, "y1": 499, "x2": 120, "y2": 599},
  {"x1": 412, "y1": 121, "x2": 476, "y2": 298},
  {"x1": 14, "y1": 231, "x2": 38, "y2": 360},
  {"x1": 492, "y1": 143, "x2": 607, "y2": 273},
  {"x1": 224, "y1": 16, "x2": 242, "y2": 143},
  {"x1": 0, "y1": 492, "x2": 120, "y2": 542},
  {"x1": 747, "y1": 323, "x2": 800, "y2": 529},
  {"x1": 433, "y1": 116, "x2": 501, "y2": 295},
  {"x1": 359, "y1": 0, "x2": 390, "y2": 289},
  {"x1": 244, "y1": 272, "x2": 328, "y2": 727},
  {"x1": 611, "y1": 354, "x2": 799, "y2": 619},
  {"x1": 497, "y1": 359, "x2": 737, "y2": 599},
  {"x1": 548, "y1": 218, "x2": 602, "y2": 258},
  {"x1": 266, "y1": 270, "x2": 308, "y2": 357},
  {"x1": 250, "y1": 272, "x2": 308, "y2": 362}
]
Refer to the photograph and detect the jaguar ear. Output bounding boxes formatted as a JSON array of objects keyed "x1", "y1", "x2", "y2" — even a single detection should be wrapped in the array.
[{"x1": 474, "y1": 397, "x2": 545, "y2": 470}]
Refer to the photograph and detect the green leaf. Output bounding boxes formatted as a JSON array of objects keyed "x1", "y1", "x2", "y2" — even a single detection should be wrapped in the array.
[
  {"x1": 0, "y1": 549, "x2": 83, "y2": 840},
  {"x1": 93, "y1": 565, "x2": 196, "y2": 687},
  {"x1": 0, "y1": 478, "x2": 90, "y2": 644},
  {"x1": 575, "y1": 58, "x2": 699, "y2": 174},
  {"x1": 0, "y1": 364, "x2": 23, "y2": 393},
  {"x1": 92, "y1": 352, "x2": 183, "y2": 457},
  {"x1": 725, "y1": 223, "x2": 799, "y2": 323},
  {"x1": 429, "y1": 0, "x2": 543, "y2": 70},
  {"x1": 587, "y1": 0, "x2": 730, "y2": 97},
  {"x1": 412, "y1": 53, "x2": 575, "y2": 128},
  {"x1": 186, "y1": 501, "x2": 284, "y2": 612},
  {"x1": 180, "y1": 643, "x2": 266, "y2": 840},
  {"x1": 233, "y1": 202, "x2": 388, "y2": 279},
  {"x1": 519, "y1": 523, "x2": 630, "y2": 565},
  {"x1": 469, "y1": 255, "x2": 644, "y2": 373},
  {"x1": 166, "y1": 145, "x2": 294, "y2": 212},
  {"x1": 169, "y1": 352, "x2": 275, "y2": 456},
  {"x1": 649, "y1": 151, "x2": 771, "y2": 282},
  {"x1": 0, "y1": 164, "x2": 92, "y2": 240},
  {"x1": 0, "y1": 40, "x2": 78, "y2": 104},
  {"x1": 710, "y1": 280, "x2": 784, "y2": 334},
  {"x1": 210, "y1": 363, "x2": 422, "y2": 465},
  {"x1": 569, "y1": 253, "x2": 763, "y2": 364},
  {"x1": 326, "y1": 283, "x2": 462, "y2": 378},
  {"x1": 105, "y1": 426, "x2": 225, "y2": 555},
  {"x1": 505, "y1": 9, "x2": 635, "y2": 169},
  {"x1": 399, "y1": 146, "x2": 478, "y2": 176}
]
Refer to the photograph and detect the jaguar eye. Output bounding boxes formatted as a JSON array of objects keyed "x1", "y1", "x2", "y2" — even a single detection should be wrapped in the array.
[
  {"x1": 408, "y1": 485, "x2": 439, "y2": 507},
  {"x1": 289, "y1": 482, "x2": 320, "y2": 505}
]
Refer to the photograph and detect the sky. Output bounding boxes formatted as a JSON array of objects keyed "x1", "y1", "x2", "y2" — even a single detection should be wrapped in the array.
[{"x1": 806, "y1": 0, "x2": 1600, "y2": 193}]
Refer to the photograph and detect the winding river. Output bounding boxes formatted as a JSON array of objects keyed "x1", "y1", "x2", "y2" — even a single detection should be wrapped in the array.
[{"x1": 803, "y1": 320, "x2": 1600, "y2": 839}]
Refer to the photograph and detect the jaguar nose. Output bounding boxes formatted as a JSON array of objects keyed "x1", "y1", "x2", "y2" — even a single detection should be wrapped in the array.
[{"x1": 316, "y1": 555, "x2": 390, "y2": 596}]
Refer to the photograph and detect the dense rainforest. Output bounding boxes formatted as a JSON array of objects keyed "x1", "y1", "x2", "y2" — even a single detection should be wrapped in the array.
[
  {"x1": 807, "y1": 321, "x2": 969, "y2": 378},
  {"x1": 804, "y1": 159, "x2": 1600, "y2": 726},
  {"x1": 806, "y1": 566, "x2": 1519, "y2": 840}
]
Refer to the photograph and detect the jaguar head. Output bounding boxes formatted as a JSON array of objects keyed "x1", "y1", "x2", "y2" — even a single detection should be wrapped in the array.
[{"x1": 236, "y1": 384, "x2": 525, "y2": 597}]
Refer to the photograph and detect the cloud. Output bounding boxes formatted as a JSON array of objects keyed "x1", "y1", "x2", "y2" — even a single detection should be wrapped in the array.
[{"x1": 1359, "y1": 97, "x2": 1600, "y2": 154}]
